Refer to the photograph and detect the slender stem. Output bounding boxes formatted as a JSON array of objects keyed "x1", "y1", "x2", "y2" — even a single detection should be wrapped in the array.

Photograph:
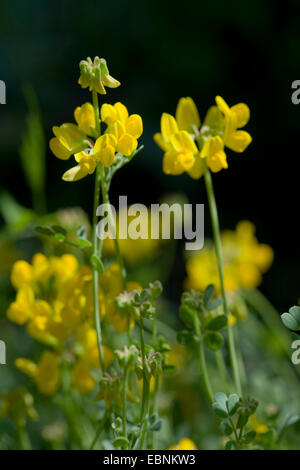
[
  {"x1": 89, "y1": 410, "x2": 107, "y2": 450},
  {"x1": 203, "y1": 162, "x2": 242, "y2": 396},
  {"x1": 122, "y1": 367, "x2": 128, "y2": 445},
  {"x1": 215, "y1": 350, "x2": 231, "y2": 393},
  {"x1": 17, "y1": 426, "x2": 31, "y2": 450},
  {"x1": 99, "y1": 168, "x2": 127, "y2": 287},
  {"x1": 138, "y1": 316, "x2": 151, "y2": 449},
  {"x1": 193, "y1": 313, "x2": 214, "y2": 402},
  {"x1": 91, "y1": 89, "x2": 105, "y2": 371}
]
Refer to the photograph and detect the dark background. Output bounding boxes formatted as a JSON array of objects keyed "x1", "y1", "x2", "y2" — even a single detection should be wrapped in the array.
[{"x1": 0, "y1": 0, "x2": 299, "y2": 311}]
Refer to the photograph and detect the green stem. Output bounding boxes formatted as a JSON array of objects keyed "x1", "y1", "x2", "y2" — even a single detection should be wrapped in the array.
[
  {"x1": 99, "y1": 165, "x2": 127, "y2": 287},
  {"x1": 203, "y1": 162, "x2": 242, "y2": 396},
  {"x1": 193, "y1": 313, "x2": 214, "y2": 403},
  {"x1": 138, "y1": 316, "x2": 151, "y2": 449},
  {"x1": 215, "y1": 350, "x2": 231, "y2": 393},
  {"x1": 17, "y1": 426, "x2": 31, "y2": 450},
  {"x1": 89, "y1": 410, "x2": 107, "y2": 450},
  {"x1": 122, "y1": 367, "x2": 128, "y2": 445},
  {"x1": 91, "y1": 89, "x2": 105, "y2": 372}
]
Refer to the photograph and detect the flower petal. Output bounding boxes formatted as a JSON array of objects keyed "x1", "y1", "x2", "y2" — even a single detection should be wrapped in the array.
[
  {"x1": 171, "y1": 131, "x2": 197, "y2": 154},
  {"x1": 175, "y1": 97, "x2": 200, "y2": 132},
  {"x1": 125, "y1": 114, "x2": 143, "y2": 139},
  {"x1": 161, "y1": 113, "x2": 178, "y2": 142},
  {"x1": 230, "y1": 103, "x2": 250, "y2": 128},
  {"x1": 117, "y1": 134, "x2": 137, "y2": 156},
  {"x1": 49, "y1": 137, "x2": 72, "y2": 160},
  {"x1": 62, "y1": 165, "x2": 89, "y2": 182},
  {"x1": 225, "y1": 130, "x2": 252, "y2": 153}
]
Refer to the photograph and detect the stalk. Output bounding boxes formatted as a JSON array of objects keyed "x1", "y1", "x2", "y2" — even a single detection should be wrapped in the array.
[
  {"x1": 91, "y1": 89, "x2": 105, "y2": 371},
  {"x1": 193, "y1": 313, "x2": 214, "y2": 402},
  {"x1": 203, "y1": 162, "x2": 242, "y2": 396}
]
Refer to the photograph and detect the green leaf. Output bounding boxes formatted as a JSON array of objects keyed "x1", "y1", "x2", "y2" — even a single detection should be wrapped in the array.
[
  {"x1": 176, "y1": 330, "x2": 196, "y2": 347},
  {"x1": 19, "y1": 84, "x2": 46, "y2": 215},
  {"x1": 112, "y1": 436, "x2": 129, "y2": 448},
  {"x1": 150, "y1": 420, "x2": 162, "y2": 431},
  {"x1": 206, "y1": 298, "x2": 224, "y2": 311},
  {"x1": 35, "y1": 225, "x2": 55, "y2": 236},
  {"x1": 205, "y1": 314, "x2": 227, "y2": 331},
  {"x1": 241, "y1": 430, "x2": 256, "y2": 444},
  {"x1": 90, "y1": 255, "x2": 104, "y2": 274},
  {"x1": 77, "y1": 238, "x2": 92, "y2": 248},
  {"x1": 220, "y1": 421, "x2": 233, "y2": 436},
  {"x1": 203, "y1": 284, "x2": 215, "y2": 305},
  {"x1": 227, "y1": 394, "x2": 239, "y2": 416},
  {"x1": 162, "y1": 364, "x2": 177, "y2": 374},
  {"x1": 212, "y1": 392, "x2": 228, "y2": 418},
  {"x1": 281, "y1": 312, "x2": 299, "y2": 331},
  {"x1": 51, "y1": 225, "x2": 67, "y2": 235},
  {"x1": 203, "y1": 332, "x2": 224, "y2": 351},
  {"x1": 179, "y1": 305, "x2": 195, "y2": 327},
  {"x1": 225, "y1": 440, "x2": 236, "y2": 450}
]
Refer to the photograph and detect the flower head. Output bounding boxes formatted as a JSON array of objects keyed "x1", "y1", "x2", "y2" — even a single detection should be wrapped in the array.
[
  {"x1": 185, "y1": 221, "x2": 273, "y2": 293},
  {"x1": 154, "y1": 95, "x2": 252, "y2": 178},
  {"x1": 78, "y1": 57, "x2": 120, "y2": 95},
  {"x1": 50, "y1": 102, "x2": 143, "y2": 181}
]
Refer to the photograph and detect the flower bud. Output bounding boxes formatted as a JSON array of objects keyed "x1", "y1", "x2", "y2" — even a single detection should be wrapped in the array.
[{"x1": 78, "y1": 57, "x2": 120, "y2": 95}]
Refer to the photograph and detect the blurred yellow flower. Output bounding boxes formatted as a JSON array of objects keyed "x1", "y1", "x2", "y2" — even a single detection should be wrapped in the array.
[
  {"x1": 185, "y1": 221, "x2": 273, "y2": 294},
  {"x1": 249, "y1": 415, "x2": 268, "y2": 435},
  {"x1": 1, "y1": 386, "x2": 38, "y2": 427},
  {"x1": 16, "y1": 351, "x2": 61, "y2": 396},
  {"x1": 168, "y1": 438, "x2": 197, "y2": 450},
  {"x1": 7, "y1": 254, "x2": 91, "y2": 344}
]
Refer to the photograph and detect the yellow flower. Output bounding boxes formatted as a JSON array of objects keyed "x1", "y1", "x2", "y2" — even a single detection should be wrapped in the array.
[
  {"x1": 74, "y1": 102, "x2": 96, "y2": 137},
  {"x1": 200, "y1": 136, "x2": 228, "y2": 173},
  {"x1": 93, "y1": 134, "x2": 117, "y2": 167},
  {"x1": 1, "y1": 386, "x2": 38, "y2": 427},
  {"x1": 215, "y1": 95, "x2": 252, "y2": 153},
  {"x1": 168, "y1": 438, "x2": 197, "y2": 450},
  {"x1": 7, "y1": 254, "x2": 91, "y2": 344},
  {"x1": 50, "y1": 123, "x2": 89, "y2": 161},
  {"x1": 50, "y1": 101, "x2": 142, "y2": 180},
  {"x1": 78, "y1": 57, "x2": 120, "y2": 95},
  {"x1": 101, "y1": 102, "x2": 143, "y2": 157},
  {"x1": 154, "y1": 112, "x2": 202, "y2": 179},
  {"x1": 62, "y1": 151, "x2": 96, "y2": 182},
  {"x1": 185, "y1": 220, "x2": 273, "y2": 294},
  {"x1": 249, "y1": 415, "x2": 268, "y2": 435},
  {"x1": 155, "y1": 95, "x2": 252, "y2": 178},
  {"x1": 16, "y1": 351, "x2": 61, "y2": 396}
]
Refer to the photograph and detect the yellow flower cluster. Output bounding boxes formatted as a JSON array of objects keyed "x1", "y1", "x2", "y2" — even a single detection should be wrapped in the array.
[
  {"x1": 185, "y1": 221, "x2": 273, "y2": 293},
  {"x1": 50, "y1": 102, "x2": 143, "y2": 181},
  {"x1": 7, "y1": 255, "x2": 140, "y2": 395},
  {"x1": 154, "y1": 96, "x2": 252, "y2": 178}
]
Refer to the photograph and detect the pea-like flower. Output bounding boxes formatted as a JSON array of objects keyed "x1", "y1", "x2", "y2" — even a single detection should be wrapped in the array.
[
  {"x1": 154, "y1": 95, "x2": 252, "y2": 178},
  {"x1": 49, "y1": 102, "x2": 143, "y2": 182},
  {"x1": 185, "y1": 221, "x2": 273, "y2": 293}
]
